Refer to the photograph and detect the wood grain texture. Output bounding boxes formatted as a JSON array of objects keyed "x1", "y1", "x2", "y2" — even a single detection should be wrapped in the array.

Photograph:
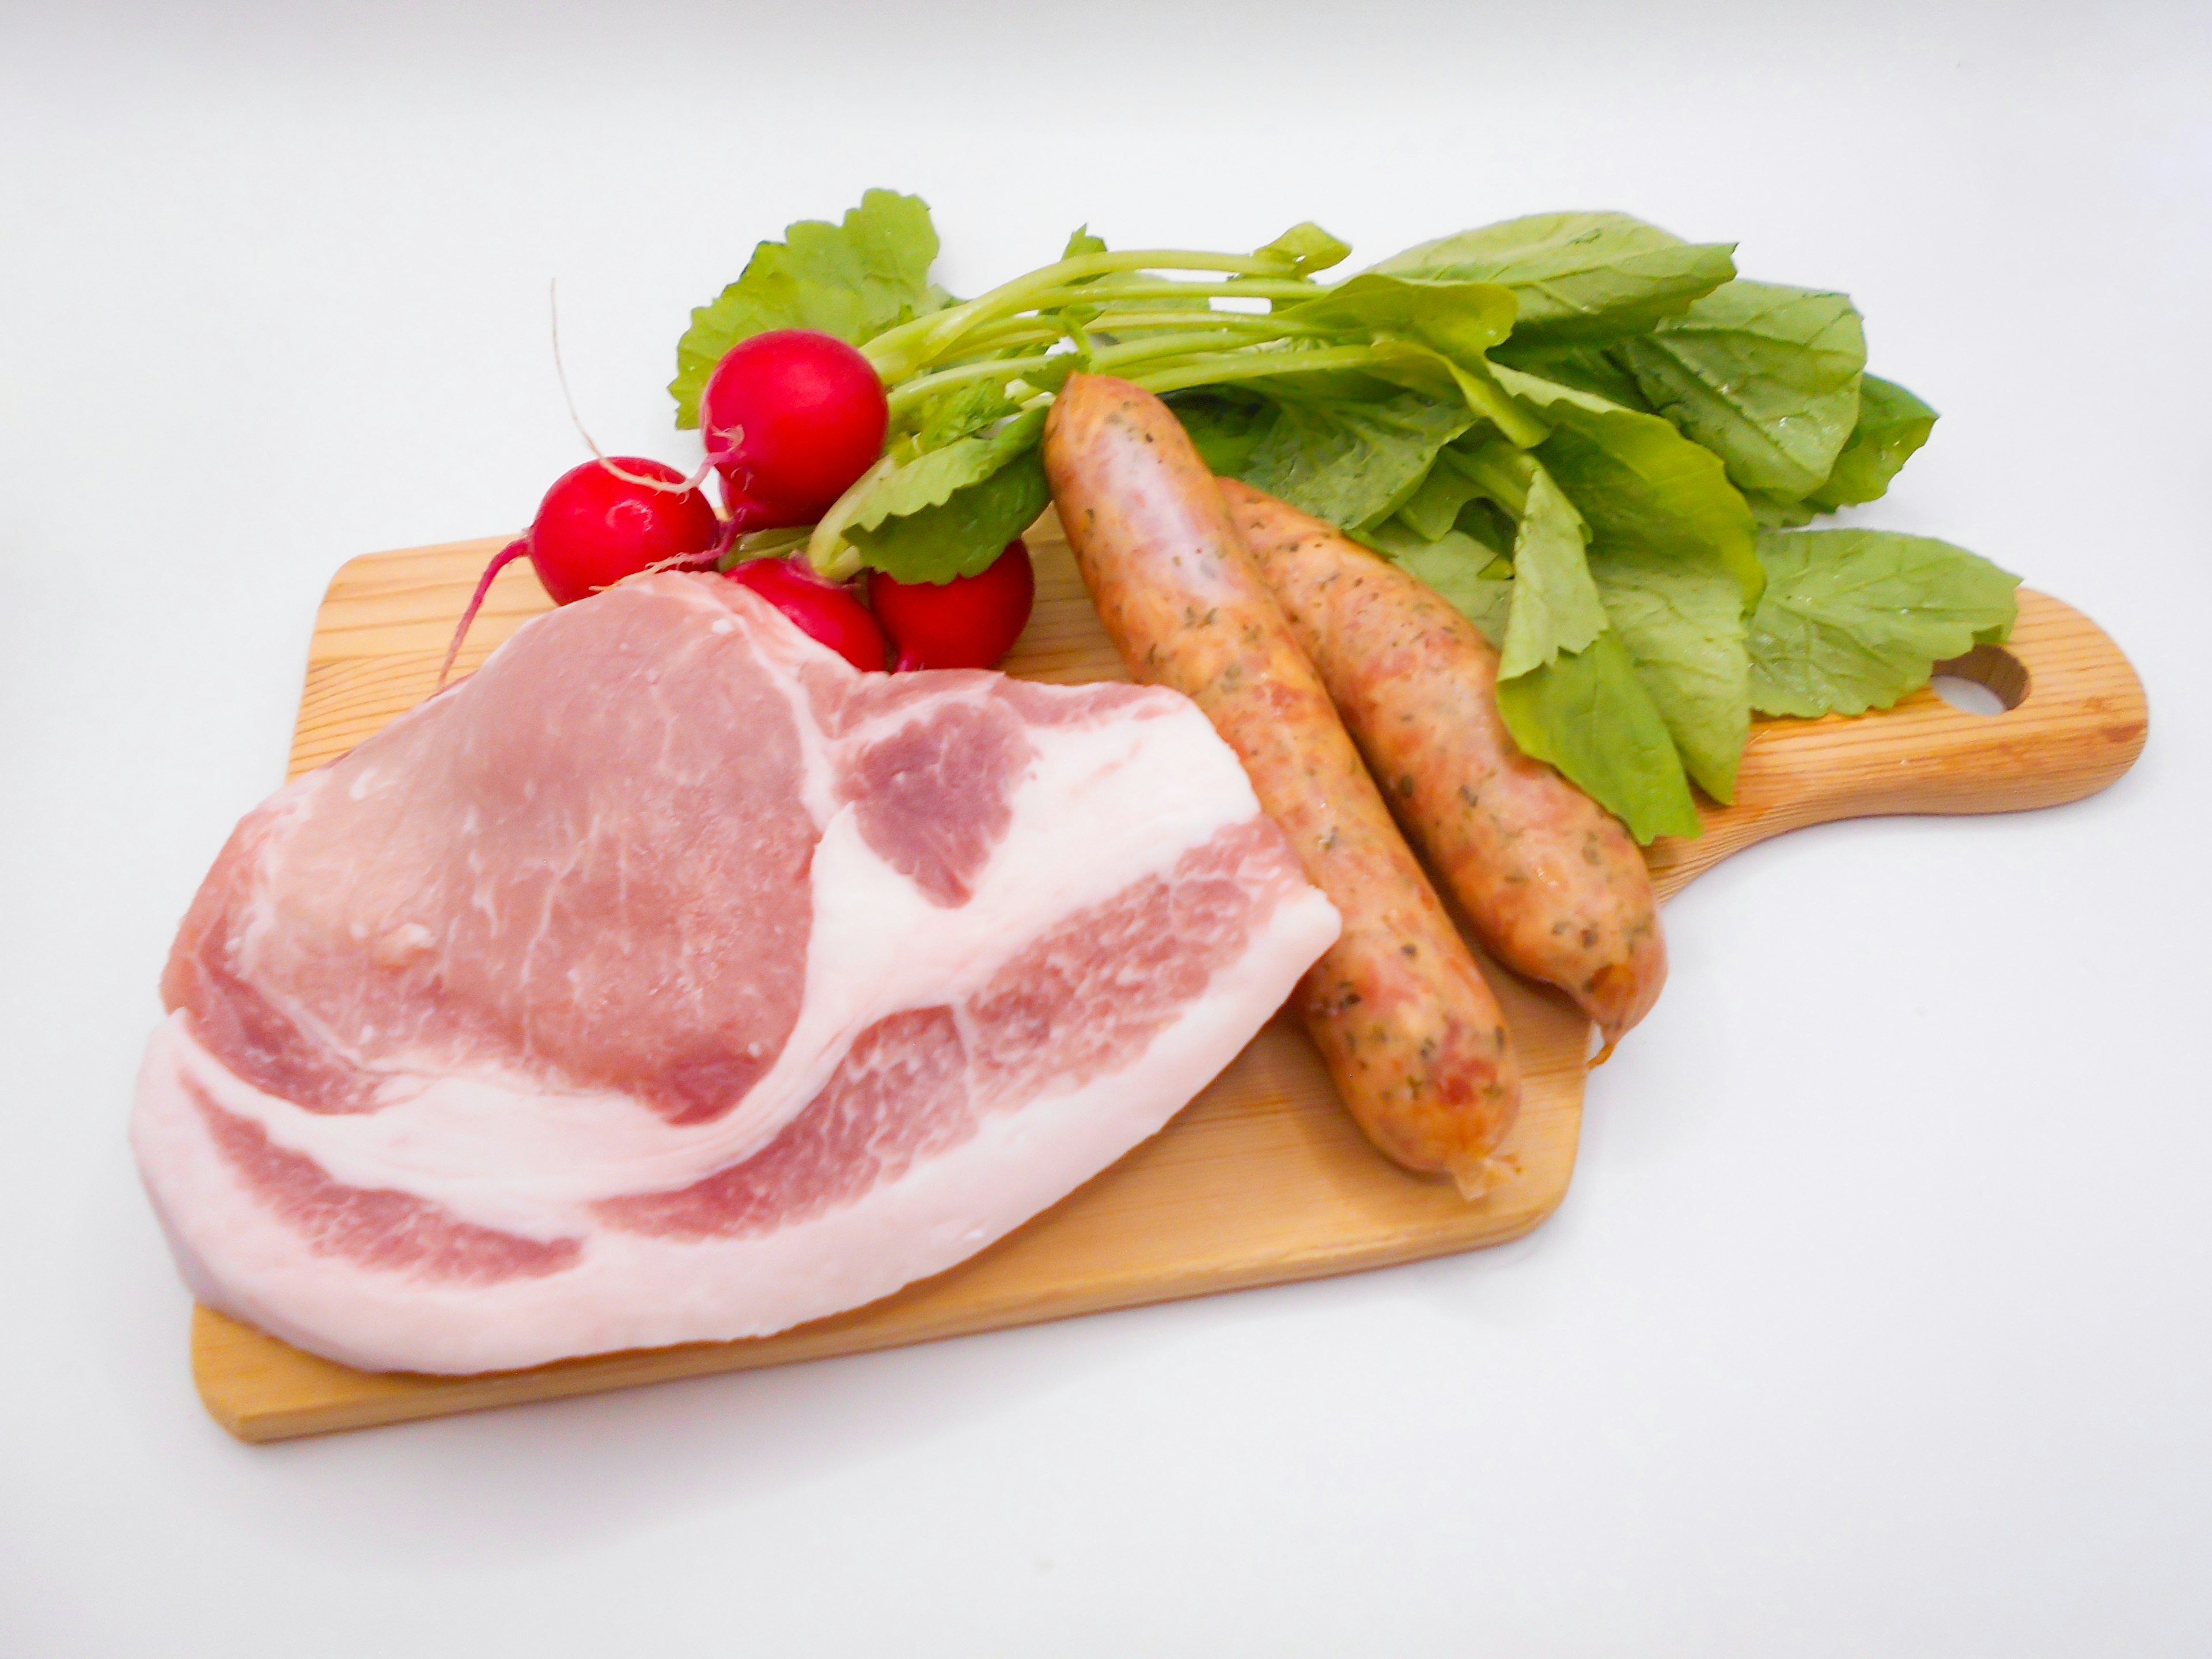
[{"x1": 188, "y1": 518, "x2": 2146, "y2": 1441}]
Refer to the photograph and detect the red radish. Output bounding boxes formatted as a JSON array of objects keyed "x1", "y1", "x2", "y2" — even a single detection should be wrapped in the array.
[
  {"x1": 700, "y1": 331, "x2": 888, "y2": 525},
  {"x1": 523, "y1": 457, "x2": 724, "y2": 604},
  {"x1": 437, "y1": 458, "x2": 719, "y2": 687},
  {"x1": 725, "y1": 555, "x2": 888, "y2": 673},
  {"x1": 871, "y1": 541, "x2": 1036, "y2": 672}
]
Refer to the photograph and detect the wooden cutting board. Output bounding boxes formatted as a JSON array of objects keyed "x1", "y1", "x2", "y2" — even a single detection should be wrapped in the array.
[{"x1": 188, "y1": 517, "x2": 2147, "y2": 1441}]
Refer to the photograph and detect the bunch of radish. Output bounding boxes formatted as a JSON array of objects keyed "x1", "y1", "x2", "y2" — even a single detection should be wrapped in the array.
[{"x1": 440, "y1": 329, "x2": 1034, "y2": 684}]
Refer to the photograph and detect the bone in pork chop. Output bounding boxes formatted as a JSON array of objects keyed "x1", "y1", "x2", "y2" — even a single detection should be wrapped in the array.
[{"x1": 132, "y1": 573, "x2": 1339, "y2": 1374}]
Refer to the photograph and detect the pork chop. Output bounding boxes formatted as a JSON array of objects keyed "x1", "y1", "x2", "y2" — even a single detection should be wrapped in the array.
[{"x1": 132, "y1": 573, "x2": 1339, "y2": 1373}]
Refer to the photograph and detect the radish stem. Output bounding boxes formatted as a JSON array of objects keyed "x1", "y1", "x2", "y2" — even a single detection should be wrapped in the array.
[
  {"x1": 1130, "y1": 343, "x2": 1397, "y2": 395},
  {"x1": 865, "y1": 255, "x2": 1319, "y2": 380},
  {"x1": 885, "y1": 354, "x2": 1070, "y2": 418}
]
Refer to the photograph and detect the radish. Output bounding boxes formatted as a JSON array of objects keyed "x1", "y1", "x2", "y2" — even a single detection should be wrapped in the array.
[
  {"x1": 437, "y1": 458, "x2": 719, "y2": 687},
  {"x1": 725, "y1": 555, "x2": 888, "y2": 673},
  {"x1": 701, "y1": 331, "x2": 888, "y2": 525},
  {"x1": 870, "y1": 540, "x2": 1036, "y2": 672}
]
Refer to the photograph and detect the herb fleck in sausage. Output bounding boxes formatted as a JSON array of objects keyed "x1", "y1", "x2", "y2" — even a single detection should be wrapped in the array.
[
  {"x1": 1220, "y1": 479, "x2": 1666, "y2": 1050},
  {"x1": 1044, "y1": 375, "x2": 1519, "y2": 1191}
]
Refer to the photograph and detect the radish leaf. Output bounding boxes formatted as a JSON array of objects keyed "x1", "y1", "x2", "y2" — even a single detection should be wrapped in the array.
[
  {"x1": 1614, "y1": 281, "x2": 1866, "y2": 499},
  {"x1": 1747, "y1": 529, "x2": 2019, "y2": 717},
  {"x1": 915, "y1": 382, "x2": 1023, "y2": 451},
  {"x1": 1493, "y1": 362, "x2": 1762, "y2": 603},
  {"x1": 1281, "y1": 273, "x2": 1518, "y2": 362},
  {"x1": 1236, "y1": 392, "x2": 1478, "y2": 530},
  {"x1": 1498, "y1": 465, "x2": 1605, "y2": 679},
  {"x1": 1803, "y1": 374, "x2": 1938, "y2": 510},
  {"x1": 1588, "y1": 541, "x2": 1751, "y2": 802},
  {"x1": 845, "y1": 409, "x2": 1046, "y2": 535},
  {"x1": 1395, "y1": 458, "x2": 1486, "y2": 542},
  {"x1": 1491, "y1": 340, "x2": 1650, "y2": 410},
  {"x1": 1165, "y1": 392, "x2": 1279, "y2": 476},
  {"x1": 1495, "y1": 630, "x2": 1703, "y2": 843},
  {"x1": 1375, "y1": 212, "x2": 1736, "y2": 345},
  {"x1": 1255, "y1": 222, "x2": 1352, "y2": 276},
  {"x1": 673, "y1": 190, "x2": 944, "y2": 427},
  {"x1": 843, "y1": 449, "x2": 1048, "y2": 584}
]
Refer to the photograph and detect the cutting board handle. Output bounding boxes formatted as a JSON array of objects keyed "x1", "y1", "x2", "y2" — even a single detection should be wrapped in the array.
[{"x1": 1647, "y1": 589, "x2": 2149, "y2": 899}]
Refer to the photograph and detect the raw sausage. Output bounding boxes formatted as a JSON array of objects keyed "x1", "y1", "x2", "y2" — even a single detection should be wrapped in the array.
[
  {"x1": 1043, "y1": 374, "x2": 1519, "y2": 1191},
  {"x1": 1219, "y1": 478, "x2": 1666, "y2": 1049}
]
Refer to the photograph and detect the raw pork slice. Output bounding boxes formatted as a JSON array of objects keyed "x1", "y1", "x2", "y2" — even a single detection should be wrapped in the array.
[{"x1": 133, "y1": 573, "x2": 1339, "y2": 1374}]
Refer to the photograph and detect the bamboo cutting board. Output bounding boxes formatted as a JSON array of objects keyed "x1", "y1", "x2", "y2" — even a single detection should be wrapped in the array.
[{"x1": 189, "y1": 518, "x2": 2147, "y2": 1441}]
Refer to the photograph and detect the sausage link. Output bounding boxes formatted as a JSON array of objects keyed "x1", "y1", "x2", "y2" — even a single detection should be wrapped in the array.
[
  {"x1": 1044, "y1": 374, "x2": 1518, "y2": 1190},
  {"x1": 1219, "y1": 478, "x2": 1666, "y2": 1048}
]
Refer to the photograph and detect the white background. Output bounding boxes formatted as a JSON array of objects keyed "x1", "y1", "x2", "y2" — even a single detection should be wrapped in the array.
[{"x1": 3, "y1": 2, "x2": 2207, "y2": 1652}]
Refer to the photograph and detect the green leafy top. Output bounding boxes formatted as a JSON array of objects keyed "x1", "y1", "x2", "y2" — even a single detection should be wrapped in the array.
[
  {"x1": 1613, "y1": 280, "x2": 1868, "y2": 499},
  {"x1": 836, "y1": 409, "x2": 1048, "y2": 538},
  {"x1": 1747, "y1": 530, "x2": 2019, "y2": 717},
  {"x1": 1804, "y1": 374, "x2": 1938, "y2": 511},
  {"x1": 1490, "y1": 361, "x2": 1763, "y2": 603},
  {"x1": 1255, "y1": 222, "x2": 1353, "y2": 277},
  {"x1": 1373, "y1": 212, "x2": 1738, "y2": 344},
  {"x1": 1497, "y1": 465, "x2": 1605, "y2": 679},
  {"x1": 671, "y1": 193, "x2": 1998, "y2": 840},
  {"x1": 670, "y1": 190, "x2": 946, "y2": 428},
  {"x1": 1279, "y1": 273, "x2": 1519, "y2": 363},
  {"x1": 1240, "y1": 393, "x2": 1479, "y2": 532},
  {"x1": 1588, "y1": 540, "x2": 1751, "y2": 804},
  {"x1": 1494, "y1": 631, "x2": 1703, "y2": 843},
  {"x1": 842, "y1": 446, "x2": 1050, "y2": 585}
]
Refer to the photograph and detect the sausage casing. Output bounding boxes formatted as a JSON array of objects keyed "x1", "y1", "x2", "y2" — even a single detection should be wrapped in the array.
[
  {"x1": 1219, "y1": 478, "x2": 1666, "y2": 1048},
  {"x1": 1043, "y1": 374, "x2": 1519, "y2": 1189}
]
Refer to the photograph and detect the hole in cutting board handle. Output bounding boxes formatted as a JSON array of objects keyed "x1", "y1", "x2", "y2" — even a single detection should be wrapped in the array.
[{"x1": 1930, "y1": 643, "x2": 2029, "y2": 714}]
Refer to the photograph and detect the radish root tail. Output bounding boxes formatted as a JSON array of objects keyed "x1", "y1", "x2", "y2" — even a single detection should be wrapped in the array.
[
  {"x1": 550, "y1": 279, "x2": 714, "y2": 494},
  {"x1": 437, "y1": 537, "x2": 531, "y2": 691}
]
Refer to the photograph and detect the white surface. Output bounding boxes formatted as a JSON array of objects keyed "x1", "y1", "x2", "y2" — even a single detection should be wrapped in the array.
[{"x1": 2, "y1": 2, "x2": 2207, "y2": 1652}]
